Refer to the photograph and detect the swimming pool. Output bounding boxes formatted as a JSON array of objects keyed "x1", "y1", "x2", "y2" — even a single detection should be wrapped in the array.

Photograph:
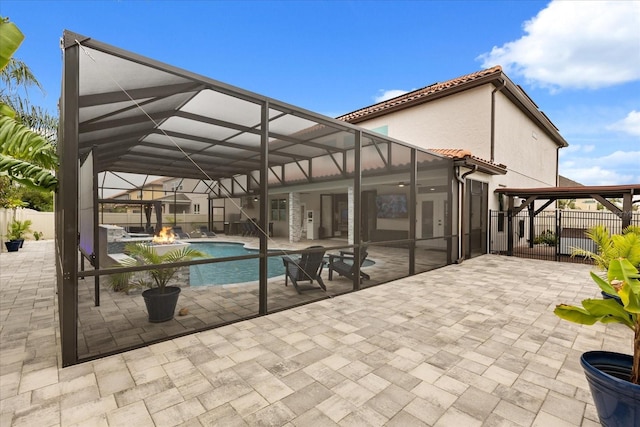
[
  {"x1": 189, "y1": 242, "x2": 286, "y2": 286},
  {"x1": 189, "y1": 242, "x2": 375, "y2": 286}
]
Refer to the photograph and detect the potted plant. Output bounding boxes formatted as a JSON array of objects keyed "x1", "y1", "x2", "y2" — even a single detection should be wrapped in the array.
[
  {"x1": 118, "y1": 242, "x2": 205, "y2": 322},
  {"x1": 572, "y1": 225, "x2": 640, "y2": 303},
  {"x1": 572, "y1": 225, "x2": 640, "y2": 270},
  {"x1": 555, "y1": 256, "x2": 640, "y2": 426},
  {"x1": 5, "y1": 219, "x2": 32, "y2": 249},
  {"x1": 4, "y1": 238, "x2": 20, "y2": 252}
]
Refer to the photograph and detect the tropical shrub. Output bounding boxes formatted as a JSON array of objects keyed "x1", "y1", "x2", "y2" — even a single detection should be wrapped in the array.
[
  {"x1": 554, "y1": 258, "x2": 640, "y2": 384},
  {"x1": 6, "y1": 218, "x2": 31, "y2": 240},
  {"x1": 572, "y1": 225, "x2": 640, "y2": 270},
  {"x1": 112, "y1": 243, "x2": 206, "y2": 292},
  {"x1": 533, "y1": 229, "x2": 557, "y2": 246}
]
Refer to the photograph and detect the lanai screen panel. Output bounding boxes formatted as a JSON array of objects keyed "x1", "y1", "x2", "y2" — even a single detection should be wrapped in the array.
[
  {"x1": 78, "y1": 150, "x2": 94, "y2": 257},
  {"x1": 61, "y1": 31, "x2": 454, "y2": 366},
  {"x1": 73, "y1": 33, "x2": 447, "y2": 195}
]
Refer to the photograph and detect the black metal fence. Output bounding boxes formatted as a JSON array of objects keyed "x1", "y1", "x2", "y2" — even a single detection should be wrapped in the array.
[{"x1": 489, "y1": 209, "x2": 640, "y2": 263}]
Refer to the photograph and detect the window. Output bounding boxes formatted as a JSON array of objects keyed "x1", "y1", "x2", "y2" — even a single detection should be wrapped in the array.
[
  {"x1": 169, "y1": 181, "x2": 183, "y2": 192},
  {"x1": 271, "y1": 199, "x2": 287, "y2": 221},
  {"x1": 193, "y1": 203, "x2": 200, "y2": 214},
  {"x1": 371, "y1": 125, "x2": 388, "y2": 136}
]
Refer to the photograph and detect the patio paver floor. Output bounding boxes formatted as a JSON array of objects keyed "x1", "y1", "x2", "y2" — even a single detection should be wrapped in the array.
[{"x1": 0, "y1": 240, "x2": 630, "y2": 426}]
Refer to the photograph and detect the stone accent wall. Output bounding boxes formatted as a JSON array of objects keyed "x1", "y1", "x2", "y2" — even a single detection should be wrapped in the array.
[{"x1": 289, "y1": 192, "x2": 302, "y2": 242}]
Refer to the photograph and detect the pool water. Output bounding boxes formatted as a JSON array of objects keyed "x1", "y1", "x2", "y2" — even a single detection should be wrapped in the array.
[
  {"x1": 189, "y1": 242, "x2": 286, "y2": 286},
  {"x1": 189, "y1": 242, "x2": 375, "y2": 286}
]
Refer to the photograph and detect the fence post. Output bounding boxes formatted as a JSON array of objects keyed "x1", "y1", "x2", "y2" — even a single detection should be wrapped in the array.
[
  {"x1": 555, "y1": 209, "x2": 561, "y2": 262},
  {"x1": 528, "y1": 204, "x2": 535, "y2": 248}
]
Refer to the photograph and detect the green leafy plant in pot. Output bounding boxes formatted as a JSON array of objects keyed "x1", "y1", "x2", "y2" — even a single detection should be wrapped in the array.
[
  {"x1": 572, "y1": 225, "x2": 640, "y2": 306},
  {"x1": 555, "y1": 256, "x2": 640, "y2": 426},
  {"x1": 120, "y1": 242, "x2": 206, "y2": 323},
  {"x1": 571, "y1": 225, "x2": 640, "y2": 271},
  {"x1": 5, "y1": 219, "x2": 32, "y2": 249}
]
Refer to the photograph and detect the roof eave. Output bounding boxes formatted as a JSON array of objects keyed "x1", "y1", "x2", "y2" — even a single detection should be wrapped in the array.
[
  {"x1": 499, "y1": 76, "x2": 569, "y2": 149},
  {"x1": 495, "y1": 184, "x2": 640, "y2": 198},
  {"x1": 454, "y1": 157, "x2": 507, "y2": 176},
  {"x1": 339, "y1": 68, "x2": 569, "y2": 150},
  {"x1": 343, "y1": 72, "x2": 503, "y2": 125}
]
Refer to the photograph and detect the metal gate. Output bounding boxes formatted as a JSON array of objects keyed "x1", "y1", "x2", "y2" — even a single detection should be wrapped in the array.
[{"x1": 489, "y1": 209, "x2": 640, "y2": 263}]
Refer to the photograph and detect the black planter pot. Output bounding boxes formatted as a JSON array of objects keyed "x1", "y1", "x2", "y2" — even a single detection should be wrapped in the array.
[
  {"x1": 581, "y1": 351, "x2": 640, "y2": 427},
  {"x1": 142, "y1": 286, "x2": 181, "y2": 323},
  {"x1": 16, "y1": 238, "x2": 24, "y2": 248},
  {"x1": 602, "y1": 291, "x2": 623, "y2": 305},
  {"x1": 4, "y1": 240, "x2": 21, "y2": 252}
]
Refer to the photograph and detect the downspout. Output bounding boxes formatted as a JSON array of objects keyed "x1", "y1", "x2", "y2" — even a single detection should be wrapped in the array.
[
  {"x1": 556, "y1": 146, "x2": 560, "y2": 187},
  {"x1": 455, "y1": 164, "x2": 478, "y2": 263},
  {"x1": 491, "y1": 80, "x2": 507, "y2": 163}
]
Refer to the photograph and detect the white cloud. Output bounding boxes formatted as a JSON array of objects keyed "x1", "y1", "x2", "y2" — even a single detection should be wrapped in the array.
[
  {"x1": 560, "y1": 150, "x2": 640, "y2": 185},
  {"x1": 374, "y1": 89, "x2": 409, "y2": 103},
  {"x1": 477, "y1": 1, "x2": 640, "y2": 90},
  {"x1": 607, "y1": 110, "x2": 640, "y2": 136},
  {"x1": 560, "y1": 165, "x2": 635, "y2": 186},
  {"x1": 601, "y1": 151, "x2": 640, "y2": 166},
  {"x1": 559, "y1": 144, "x2": 597, "y2": 157}
]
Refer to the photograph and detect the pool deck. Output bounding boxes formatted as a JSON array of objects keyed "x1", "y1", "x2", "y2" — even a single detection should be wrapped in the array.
[{"x1": 0, "y1": 239, "x2": 631, "y2": 426}]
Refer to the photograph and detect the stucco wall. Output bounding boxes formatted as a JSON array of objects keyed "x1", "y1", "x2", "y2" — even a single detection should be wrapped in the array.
[
  {"x1": 492, "y1": 90, "x2": 559, "y2": 189},
  {"x1": 356, "y1": 86, "x2": 492, "y2": 158},
  {"x1": 352, "y1": 84, "x2": 560, "y2": 213},
  {"x1": 1, "y1": 208, "x2": 55, "y2": 251}
]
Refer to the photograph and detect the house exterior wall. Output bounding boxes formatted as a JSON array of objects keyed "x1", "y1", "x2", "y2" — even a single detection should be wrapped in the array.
[
  {"x1": 351, "y1": 84, "x2": 560, "y2": 213},
  {"x1": 349, "y1": 82, "x2": 563, "y2": 255},
  {"x1": 492, "y1": 90, "x2": 559, "y2": 191},
  {"x1": 356, "y1": 86, "x2": 492, "y2": 159}
]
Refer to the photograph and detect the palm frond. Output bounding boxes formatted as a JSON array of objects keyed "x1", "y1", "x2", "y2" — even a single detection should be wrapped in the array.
[
  {"x1": 0, "y1": 58, "x2": 42, "y2": 93},
  {"x1": 122, "y1": 243, "x2": 206, "y2": 289},
  {"x1": 0, "y1": 154, "x2": 57, "y2": 191},
  {"x1": 0, "y1": 18, "x2": 24, "y2": 71},
  {"x1": 0, "y1": 115, "x2": 58, "y2": 169}
]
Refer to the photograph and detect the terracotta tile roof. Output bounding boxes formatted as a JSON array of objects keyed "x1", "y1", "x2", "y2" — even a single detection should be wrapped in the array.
[
  {"x1": 429, "y1": 148, "x2": 507, "y2": 175},
  {"x1": 429, "y1": 148, "x2": 473, "y2": 159},
  {"x1": 337, "y1": 66, "x2": 503, "y2": 123}
]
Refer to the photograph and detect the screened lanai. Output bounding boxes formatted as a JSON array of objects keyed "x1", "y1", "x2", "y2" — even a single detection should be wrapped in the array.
[{"x1": 57, "y1": 31, "x2": 456, "y2": 366}]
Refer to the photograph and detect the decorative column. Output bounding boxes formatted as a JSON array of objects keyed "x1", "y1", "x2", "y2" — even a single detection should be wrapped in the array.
[{"x1": 289, "y1": 192, "x2": 302, "y2": 242}]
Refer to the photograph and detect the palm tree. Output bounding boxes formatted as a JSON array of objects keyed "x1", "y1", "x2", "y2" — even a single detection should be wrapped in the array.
[{"x1": 0, "y1": 16, "x2": 58, "y2": 193}]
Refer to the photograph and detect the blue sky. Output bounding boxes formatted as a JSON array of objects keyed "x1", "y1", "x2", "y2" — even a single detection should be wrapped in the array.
[{"x1": 3, "y1": 0, "x2": 639, "y2": 186}]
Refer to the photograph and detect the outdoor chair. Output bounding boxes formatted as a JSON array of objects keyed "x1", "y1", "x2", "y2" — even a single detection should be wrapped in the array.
[
  {"x1": 199, "y1": 226, "x2": 217, "y2": 237},
  {"x1": 171, "y1": 226, "x2": 190, "y2": 240},
  {"x1": 327, "y1": 246, "x2": 370, "y2": 281},
  {"x1": 242, "y1": 221, "x2": 252, "y2": 236},
  {"x1": 282, "y1": 245, "x2": 327, "y2": 294},
  {"x1": 242, "y1": 220, "x2": 259, "y2": 236}
]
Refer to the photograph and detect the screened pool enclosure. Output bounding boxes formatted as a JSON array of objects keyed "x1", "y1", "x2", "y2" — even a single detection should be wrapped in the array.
[{"x1": 57, "y1": 31, "x2": 457, "y2": 366}]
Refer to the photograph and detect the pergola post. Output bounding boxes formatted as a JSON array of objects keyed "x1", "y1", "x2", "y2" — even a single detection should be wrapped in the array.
[{"x1": 622, "y1": 192, "x2": 633, "y2": 229}]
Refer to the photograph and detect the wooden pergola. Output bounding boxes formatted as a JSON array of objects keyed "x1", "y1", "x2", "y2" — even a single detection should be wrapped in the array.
[{"x1": 495, "y1": 184, "x2": 640, "y2": 255}]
